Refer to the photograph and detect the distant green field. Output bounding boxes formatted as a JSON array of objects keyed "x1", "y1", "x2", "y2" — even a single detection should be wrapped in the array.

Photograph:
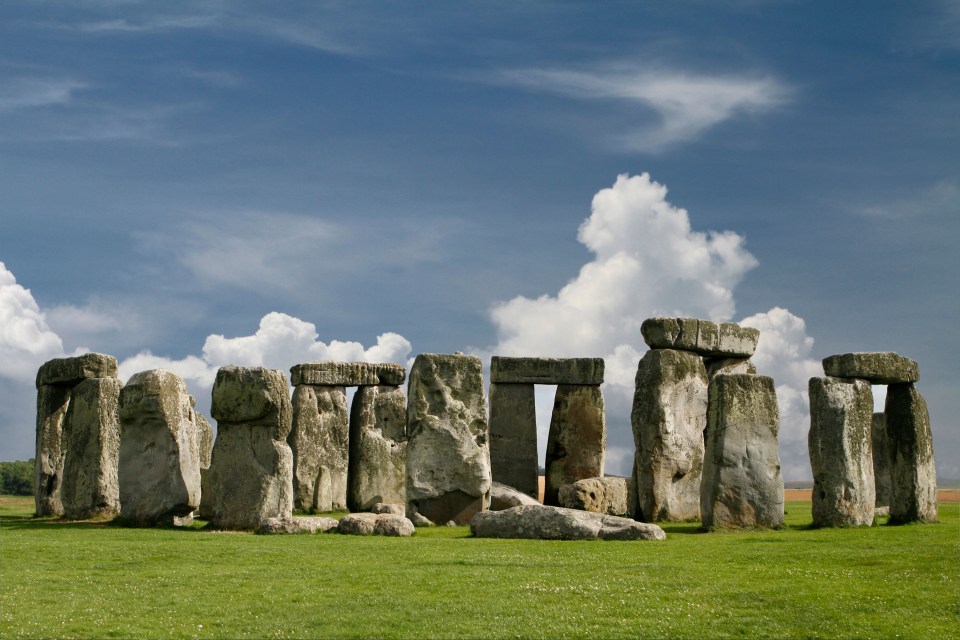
[{"x1": 1, "y1": 496, "x2": 956, "y2": 639}]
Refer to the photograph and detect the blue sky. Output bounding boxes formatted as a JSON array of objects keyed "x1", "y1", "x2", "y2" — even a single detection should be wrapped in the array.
[{"x1": 1, "y1": 1, "x2": 957, "y2": 480}]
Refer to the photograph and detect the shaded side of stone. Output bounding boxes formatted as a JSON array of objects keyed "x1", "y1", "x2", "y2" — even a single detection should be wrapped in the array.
[
  {"x1": 490, "y1": 357, "x2": 605, "y2": 385},
  {"x1": 34, "y1": 384, "x2": 71, "y2": 516},
  {"x1": 701, "y1": 374, "x2": 783, "y2": 529},
  {"x1": 544, "y1": 385, "x2": 605, "y2": 506},
  {"x1": 885, "y1": 384, "x2": 937, "y2": 523},
  {"x1": 36, "y1": 353, "x2": 118, "y2": 388},
  {"x1": 872, "y1": 413, "x2": 894, "y2": 508},
  {"x1": 640, "y1": 318, "x2": 759, "y2": 357},
  {"x1": 405, "y1": 353, "x2": 491, "y2": 525},
  {"x1": 631, "y1": 349, "x2": 707, "y2": 522},
  {"x1": 822, "y1": 352, "x2": 919, "y2": 384},
  {"x1": 488, "y1": 382, "x2": 538, "y2": 499},
  {"x1": 808, "y1": 377, "x2": 875, "y2": 527},
  {"x1": 347, "y1": 385, "x2": 408, "y2": 512},
  {"x1": 705, "y1": 357, "x2": 756, "y2": 379},
  {"x1": 290, "y1": 362, "x2": 406, "y2": 387},
  {"x1": 289, "y1": 385, "x2": 349, "y2": 511},
  {"x1": 489, "y1": 482, "x2": 541, "y2": 510}
]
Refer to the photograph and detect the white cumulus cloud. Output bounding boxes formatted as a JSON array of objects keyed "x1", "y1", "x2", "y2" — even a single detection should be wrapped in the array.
[{"x1": 0, "y1": 262, "x2": 65, "y2": 382}]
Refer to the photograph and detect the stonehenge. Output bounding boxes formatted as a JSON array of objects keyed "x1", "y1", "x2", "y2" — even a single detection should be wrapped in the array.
[{"x1": 347, "y1": 384, "x2": 408, "y2": 512}]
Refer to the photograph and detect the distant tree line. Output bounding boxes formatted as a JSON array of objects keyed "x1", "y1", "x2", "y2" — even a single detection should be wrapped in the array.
[{"x1": 0, "y1": 460, "x2": 33, "y2": 496}]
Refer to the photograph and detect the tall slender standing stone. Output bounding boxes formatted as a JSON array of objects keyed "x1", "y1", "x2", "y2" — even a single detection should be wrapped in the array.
[
  {"x1": 701, "y1": 374, "x2": 783, "y2": 529},
  {"x1": 544, "y1": 385, "x2": 606, "y2": 506},
  {"x1": 34, "y1": 384, "x2": 71, "y2": 516},
  {"x1": 289, "y1": 384, "x2": 349, "y2": 511},
  {"x1": 631, "y1": 349, "x2": 707, "y2": 522},
  {"x1": 808, "y1": 377, "x2": 875, "y2": 527},
  {"x1": 488, "y1": 382, "x2": 538, "y2": 499},
  {"x1": 406, "y1": 354, "x2": 491, "y2": 525},
  {"x1": 347, "y1": 384, "x2": 408, "y2": 511},
  {"x1": 872, "y1": 413, "x2": 893, "y2": 508},
  {"x1": 885, "y1": 384, "x2": 937, "y2": 523}
]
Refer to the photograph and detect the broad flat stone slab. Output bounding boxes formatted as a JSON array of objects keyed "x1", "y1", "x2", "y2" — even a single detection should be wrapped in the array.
[
  {"x1": 558, "y1": 476, "x2": 631, "y2": 517},
  {"x1": 347, "y1": 385, "x2": 407, "y2": 512},
  {"x1": 701, "y1": 374, "x2": 783, "y2": 529},
  {"x1": 257, "y1": 516, "x2": 339, "y2": 534},
  {"x1": 631, "y1": 348, "x2": 707, "y2": 522},
  {"x1": 490, "y1": 482, "x2": 541, "y2": 511},
  {"x1": 872, "y1": 413, "x2": 894, "y2": 508},
  {"x1": 885, "y1": 384, "x2": 937, "y2": 523},
  {"x1": 337, "y1": 512, "x2": 415, "y2": 536},
  {"x1": 36, "y1": 353, "x2": 118, "y2": 388},
  {"x1": 488, "y1": 382, "x2": 538, "y2": 499},
  {"x1": 470, "y1": 505, "x2": 666, "y2": 541},
  {"x1": 641, "y1": 318, "x2": 759, "y2": 358},
  {"x1": 34, "y1": 384, "x2": 71, "y2": 516},
  {"x1": 290, "y1": 362, "x2": 406, "y2": 387},
  {"x1": 822, "y1": 352, "x2": 919, "y2": 384},
  {"x1": 490, "y1": 357, "x2": 604, "y2": 385},
  {"x1": 406, "y1": 353, "x2": 491, "y2": 525},
  {"x1": 808, "y1": 377, "x2": 875, "y2": 527},
  {"x1": 289, "y1": 385, "x2": 349, "y2": 511},
  {"x1": 544, "y1": 385, "x2": 606, "y2": 506}
]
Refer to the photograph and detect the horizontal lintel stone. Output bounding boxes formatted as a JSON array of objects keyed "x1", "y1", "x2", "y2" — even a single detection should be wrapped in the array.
[
  {"x1": 36, "y1": 353, "x2": 118, "y2": 388},
  {"x1": 290, "y1": 362, "x2": 406, "y2": 387},
  {"x1": 641, "y1": 317, "x2": 759, "y2": 357},
  {"x1": 490, "y1": 357, "x2": 604, "y2": 385},
  {"x1": 822, "y1": 352, "x2": 919, "y2": 384}
]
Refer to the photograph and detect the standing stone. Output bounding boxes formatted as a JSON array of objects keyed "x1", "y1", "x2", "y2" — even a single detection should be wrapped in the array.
[
  {"x1": 488, "y1": 382, "x2": 538, "y2": 499},
  {"x1": 190, "y1": 395, "x2": 214, "y2": 469},
  {"x1": 406, "y1": 353, "x2": 491, "y2": 525},
  {"x1": 289, "y1": 385, "x2": 349, "y2": 511},
  {"x1": 808, "y1": 377, "x2": 875, "y2": 527},
  {"x1": 60, "y1": 377, "x2": 122, "y2": 519},
  {"x1": 558, "y1": 476, "x2": 631, "y2": 516},
  {"x1": 34, "y1": 384, "x2": 71, "y2": 516},
  {"x1": 347, "y1": 385, "x2": 408, "y2": 512},
  {"x1": 206, "y1": 366, "x2": 293, "y2": 530},
  {"x1": 872, "y1": 413, "x2": 894, "y2": 508},
  {"x1": 544, "y1": 385, "x2": 606, "y2": 506},
  {"x1": 118, "y1": 370, "x2": 201, "y2": 526},
  {"x1": 631, "y1": 349, "x2": 707, "y2": 522},
  {"x1": 701, "y1": 374, "x2": 783, "y2": 529},
  {"x1": 885, "y1": 384, "x2": 937, "y2": 523}
]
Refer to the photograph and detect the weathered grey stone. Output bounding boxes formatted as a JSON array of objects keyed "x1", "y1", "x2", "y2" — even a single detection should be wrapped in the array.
[
  {"x1": 631, "y1": 349, "x2": 707, "y2": 522},
  {"x1": 289, "y1": 385, "x2": 349, "y2": 512},
  {"x1": 885, "y1": 384, "x2": 937, "y2": 523},
  {"x1": 641, "y1": 318, "x2": 759, "y2": 358},
  {"x1": 701, "y1": 374, "x2": 783, "y2": 529},
  {"x1": 206, "y1": 366, "x2": 293, "y2": 530},
  {"x1": 290, "y1": 362, "x2": 406, "y2": 387},
  {"x1": 34, "y1": 384, "x2": 71, "y2": 516},
  {"x1": 488, "y1": 382, "x2": 538, "y2": 499},
  {"x1": 190, "y1": 395, "x2": 213, "y2": 469},
  {"x1": 371, "y1": 502, "x2": 405, "y2": 516},
  {"x1": 406, "y1": 353, "x2": 491, "y2": 525},
  {"x1": 36, "y1": 353, "x2": 118, "y2": 388},
  {"x1": 490, "y1": 357, "x2": 605, "y2": 385},
  {"x1": 118, "y1": 369, "x2": 201, "y2": 526},
  {"x1": 544, "y1": 385, "x2": 606, "y2": 506},
  {"x1": 257, "y1": 516, "x2": 339, "y2": 534},
  {"x1": 60, "y1": 377, "x2": 122, "y2": 519},
  {"x1": 705, "y1": 357, "x2": 756, "y2": 378},
  {"x1": 872, "y1": 413, "x2": 894, "y2": 508},
  {"x1": 347, "y1": 385, "x2": 407, "y2": 512},
  {"x1": 337, "y1": 512, "x2": 415, "y2": 536},
  {"x1": 490, "y1": 481, "x2": 541, "y2": 510},
  {"x1": 822, "y1": 352, "x2": 919, "y2": 384},
  {"x1": 410, "y1": 512, "x2": 435, "y2": 527},
  {"x1": 470, "y1": 505, "x2": 666, "y2": 541},
  {"x1": 558, "y1": 476, "x2": 631, "y2": 516},
  {"x1": 808, "y1": 377, "x2": 875, "y2": 527}
]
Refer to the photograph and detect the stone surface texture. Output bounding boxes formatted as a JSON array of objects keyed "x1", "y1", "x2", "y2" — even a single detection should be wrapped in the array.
[
  {"x1": 490, "y1": 357, "x2": 605, "y2": 385},
  {"x1": 257, "y1": 516, "x2": 339, "y2": 534},
  {"x1": 872, "y1": 413, "x2": 893, "y2": 508},
  {"x1": 290, "y1": 362, "x2": 406, "y2": 387},
  {"x1": 489, "y1": 481, "x2": 541, "y2": 510},
  {"x1": 641, "y1": 317, "x2": 759, "y2": 357},
  {"x1": 808, "y1": 377, "x2": 875, "y2": 527},
  {"x1": 544, "y1": 385, "x2": 606, "y2": 506},
  {"x1": 406, "y1": 353, "x2": 491, "y2": 525},
  {"x1": 371, "y1": 502, "x2": 405, "y2": 516},
  {"x1": 206, "y1": 366, "x2": 293, "y2": 530},
  {"x1": 289, "y1": 384, "x2": 349, "y2": 511},
  {"x1": 885, "y1": 384, "x2": 937, "y2": 523},
  {"x1": 36, "y1": 353, "x2": 118, "y2": 387},
  {"x1": 631, "y1": 348, "x2": 708, "y2": 522},
  {"x1": 705, "y1": 357, "x2": 756, "y2": 378},
  {"x1": 701, "y1": 374, "x2": 784, "y2": 529},
  {"x1": 558, "y1": 476, "x2": 631, "y2": 516},
  {"x1": 470, "y1": 505, "x2": 666, "y2": 541},
  {"x1": 34, "y1": 384, "x2": 71, "y2": 516},
  {"x1": 488, "y1": 382, "x2": 538, "y2": 499},
  {"x1": 822, "y1": 352, "x2": 919, "y2": 384},
  {"x1": 336, "y1": 512, "x2": 415, "y2": 536},
  {"x1": 347, "y1": 385, "x2": 408, "y2": 512},
  {"x1": 118, "y1": 369, "x2": 201, "y2": 526},
  {"x1": 191, "y1": 397, "x2": 214, "y2": 469}
]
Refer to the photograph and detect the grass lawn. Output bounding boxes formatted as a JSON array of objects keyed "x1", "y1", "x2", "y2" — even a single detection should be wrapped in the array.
[{"x1": 1, "y1": 495, "x2": 956, "y2": 639}]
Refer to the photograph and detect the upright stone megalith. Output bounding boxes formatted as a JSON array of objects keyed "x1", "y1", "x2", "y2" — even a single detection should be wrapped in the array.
[
  {"x1": 118, "y1": 369, "x2": 201, "y2": 526},
  {"x1": 631, "y1": 349, "x2": 708, "y2": 522},
  {"x1": 885, "y1": 384, "x2": 937, "y2": 523},
  {"x1": 207, "y1": 366, "x2": 293, "y2": 530},
  {"x1": 289, "y1": 384, "x2": 349, "y2": 511},
  {"x1": 701, "y1": 374, "x2": 783, "y2": 529},
  {"x1": 544, "y1": 385, "x2": 606, "y2": 506},
  {"x1": 872, "y1": 413, "x2": 894, "y2": 508},
  {"x1": 808, "y1": 377, "x2": 875, "y2": 527},
  {"x1": 487, "y1": 382, "x2": 538, "y2": 499},
  {"x1": 406, "y1": 353, "x2": 491, "y2": 525},
  {"x1": 348, "y1": 384, "x2": 408, "y2": 512}
]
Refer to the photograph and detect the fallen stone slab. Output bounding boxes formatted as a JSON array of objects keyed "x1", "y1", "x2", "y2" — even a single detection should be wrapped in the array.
[
  {"x1": 290, "y1": 362, "x2": 406, "y2": 387},
  {"x1": 490, "y1": 357, "x2": 605, "y2": 385},
  {"x1": 470, "y1": 505, "x2": 666, "y2": 541},
  {"x1": 822, "y1": 352, "x2": 919, "y2": 384},
  {"x1": 371, "y1": 502, "x2": 406, "y2": 516},
  {"x1": 490, "y1": 482, "x2": 541, "y2": 510},
  {"x1": 337, "y1": 512, "x2": 415, "y2": 536},
  {"x1": 257, "y1": 516, "x2": 339, "y2": 534},
  {"x1": 36, "y1": 353, "x2": 118, "y2": 388},
  {"x1": 885, "y1": 384, "x2": 937, "y2": 523},
  {"x1": 641, "y1": 317, "x2": 759, "y2": 357},
  {"x1": 558, "y1": 476, "x2": 631, "y2": 517}
]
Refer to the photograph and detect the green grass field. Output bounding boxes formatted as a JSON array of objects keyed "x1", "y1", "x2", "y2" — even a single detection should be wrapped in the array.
[{"x1": 1, "y1": 496, "x2": 956, "y2": 639}]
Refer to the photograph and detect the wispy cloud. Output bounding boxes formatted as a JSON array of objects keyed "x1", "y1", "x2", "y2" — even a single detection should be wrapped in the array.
[
  {"x1": 77, "y1": 15, "x2": 218, "y2": 34},
  {"x1": 853, "y1": 179, "x2": 960, "y2": 219},
  {"x1": 0, "y1": 77, "x2": 87, "y2": 111}
]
